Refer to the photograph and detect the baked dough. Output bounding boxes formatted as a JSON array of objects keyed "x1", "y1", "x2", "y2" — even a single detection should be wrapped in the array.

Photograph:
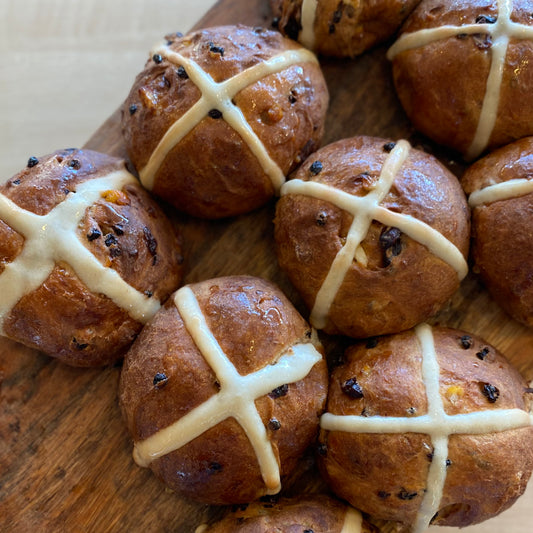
[
  {"x1": 0, "y1": 149, "x2": 184, "y2": 366},
  {"x1": 122, "y1": 25, "x2": 329, "y2": 218},
  {"x1": 318, "y1": 324, "x2": 533, "y2": 531},
  {"x1": 119, "y1": 276, "x2": 328, "y2": 504},
  {"x1": 274, "y1": 136, "x2": 470, "y2": 338},
  {"x1": 270, "y1": 0, "x2": 420, "y2": 57},
  {"x1": 462, "y1": 136, "x2": 533, "y2": 327}
]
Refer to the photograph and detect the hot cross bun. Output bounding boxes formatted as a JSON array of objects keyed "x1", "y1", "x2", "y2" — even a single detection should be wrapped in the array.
[
  {"x1": 0, "y1": 149, "x2": 184, "y2": 366},
  {"x1": 121, "y1": 24, "x2": 329, "y2": 219},
  {"x1": 119, "y1": 275, "x2": 328, "y2": 505},
  {"x1": 462, "y1": 136, "x2": 533, "y2": 328},
  {"x1": 274, "y1": 135, "x2": 470, "y2": 338},
  {"x1": 388, "y1": 0, "x2": 533, "y2": 160},
  {"x1": 270, "y1": 0, "x2": 420, "y2": 57},
  {"x1": 318, "y1": 324, "x2": 533, "y2": 531}
]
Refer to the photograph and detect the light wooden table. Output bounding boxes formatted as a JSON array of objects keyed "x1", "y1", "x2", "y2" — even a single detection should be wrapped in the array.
[
  {"x1": 0, "y1": 0, "x2": 217, "y2": 181},
  {"x1": 0, "y1": 1, "x2": 532, "y2": 532}
]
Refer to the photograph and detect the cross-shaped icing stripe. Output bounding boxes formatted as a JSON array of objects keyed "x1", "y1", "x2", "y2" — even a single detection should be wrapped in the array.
[
  {"x1": 0, "y1": 170, "x2": 161, "y2": 334},
  {"x1": 320, "y1": 323, "x2": 533, "y2": 533},
  {"x1": 280, "y1": 140, "x2": 468, "y2": 330},
  {"x1": 132, "y1": 285, "x2": 323, "y2": 495},
  {"x1": 468, "y1": 177, "x2": 533, "y2": 207},
  {"x1": 387, "y1": 0, "x2": 533, "y2": 160},
  {"x1": 299, "y1": 0, "x2": 319, "y2": 50},
  {"x1": 139, "y1": 42, "x2": 319, "y2": 194}
]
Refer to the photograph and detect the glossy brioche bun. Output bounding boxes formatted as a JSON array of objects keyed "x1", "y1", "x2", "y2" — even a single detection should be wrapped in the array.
[
  {"x1": 0, "y1": 149, "x2": 184, "y2": 367},
  {"x1": 388, "y1": 0, "x2": 533, "y2": 160},
  {"x1": 119, "y1": 275, "x2": 328, "y2": 505},
  {"x1": 270, "y1": 0, "x2": 420, "y2": 57},
  {"x1": 318, "y1": 324, "x2": 533, "y2": 529},
  {"x1": 121, "y1": 25, "x2": 329, "y2": 219},
  {"x1": 274, "y1": 136, "x2": 470, "y2": 339},
  {"x1": 462, "y1": 136, "x2": 533, "y2": 328},
  {"x1": 198, "y1": 494, "x2": 379, "y2": 532}
]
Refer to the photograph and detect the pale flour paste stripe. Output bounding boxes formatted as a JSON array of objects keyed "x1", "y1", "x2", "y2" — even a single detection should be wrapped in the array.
[
  {"x1": 320, "y1": 323, "x2": 533, "y2": 533},
  {"x1": 139, "y1": 44, "x2": 319, "y2": 194},
  {"x1": 386, "y1": 24, "x2": 495, "y2": 59},
  {"x1": 320, "y1": 408, "x2": 533, "y2": 434},
  {"x1": 466, "y1": 33, "x2": 509, "y2": 160},
  {"x1": 299, "y1": 0, "x2": 318, "y2": 50},
  {"x1": 133, "y1": 285, "x2": 322, "y2": 496},
  {"x1": 0, "y1": 170, "x2": 159, "y2": 332},
  {"x1": 374, "y1": 207, "x2": 468, "y2": 280},
  {"x1": 340, "y1": 507, "x2": 363, "y2": 533},
  {"x1": 387, "y1": 0, "x2": 533, "y2": 160},
  {"x1": 413, "y1": 323, "x2": 450, "y2": 533},
  {"x1": 468, "y1": 178, "x2": 533, "y2": 207}
]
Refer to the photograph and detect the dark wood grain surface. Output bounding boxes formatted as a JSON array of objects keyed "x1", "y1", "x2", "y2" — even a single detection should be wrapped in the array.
[{"x1": 1, "y1": 0, "x2": 532, "y2": 531}]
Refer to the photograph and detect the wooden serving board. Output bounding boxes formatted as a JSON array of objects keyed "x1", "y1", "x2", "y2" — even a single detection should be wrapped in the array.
[{"x1": 1, "y1": 0, "x2": 532, "y2": 532}]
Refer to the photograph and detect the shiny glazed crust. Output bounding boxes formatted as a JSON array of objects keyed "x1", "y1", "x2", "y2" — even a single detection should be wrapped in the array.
[
  {"x1": 121, "y1": 25, "x2": 329, "y2": 219},
  {"x1": 201, "y1": 494, "x2": 379, "y2": 532},
  {"x1": 390, "y1": 0, "x2": 533, "y2": 158},
  {"x1": 270, "y1": 0, "x2": 420, "y2": 57},
  {"x1": 119, "y1": 276, "x2": 328, "y2": 505},
  {"x1": 318, "y1": 326, "x2": 533, "y2": 528},
  {"x1": 0, "y1": 149, "x2": 184, "y2": 366},
  {"x1": 274, "y1": 136, "x2": 470, "y2": 338},
  {"x1": 462, "y1": 136, "x2": 533, "y2": 327}
]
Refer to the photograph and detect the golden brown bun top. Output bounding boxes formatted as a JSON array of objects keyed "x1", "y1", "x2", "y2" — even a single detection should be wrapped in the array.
[
  {"x1": 2, "y1": 149, "x2": 123, "y2": 214},
  {"x1": 462, "y1": 135, "x2": 533, "y2": 195},
  {"x1": 402, "y1": 0, "x2": 533, "y2": 32},
  {"x1": 202, "y1": 495, "x2": 378, "y2": 532},
  {"x1": 123, "y1": 24, "x2": 326, "y2": 172}
]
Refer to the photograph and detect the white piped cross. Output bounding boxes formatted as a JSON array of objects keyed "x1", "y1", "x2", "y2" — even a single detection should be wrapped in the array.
[
  {"x1": 0, "y1": 171, "x2": 160, "y2": 334},
  {"x1": 320, "y1": 323, "x2": 533, "y2": 533},
  {"x1": 387, "y1": 0, "x2": 533, "y2": 160},
  {"x1": 139, "y1": 42, "x2": 319, "y2": 193},
  {"x1": 468, "y1": 177, "x2": 533, "y2": 207},
  {"x1": 280, "y1": 140, "x2": 468, "y2": 330},
  {"x1": 132, "y1": 285, "x2": 323, "y2": 496}
]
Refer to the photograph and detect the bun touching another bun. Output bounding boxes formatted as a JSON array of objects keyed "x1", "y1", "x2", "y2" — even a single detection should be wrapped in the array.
[
  {"x1": 119, "y1": 276, "x2": 328, "y2": 505},
  {"x1": 197, "y1": 494, "x2": 379, "y2": 532},
  {"x1": 122, "y1": 25, "x2": 329, "y2": 219},
  {"x1": 318, "y1": 324, "x2": 533, "y2": 531},
  {"x1": 274, "y1": 136, "x2": 470, "y2": 338},
  {"x1": 462, "y1": 136, "x2": 533, "y2": 328},
  {"x1": 270, "y1": 0, "x2": 420, "y2": 58},
  {"x1": 0, "y1": 149, "x2": 184, "y2": 366},
  {"x1": 388, "y1": 0, "x2": 533, "y2": 160}
]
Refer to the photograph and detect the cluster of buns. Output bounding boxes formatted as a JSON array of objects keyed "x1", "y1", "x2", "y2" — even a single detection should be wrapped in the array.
[{"x1": 6, "y1": 1, "x2": 533, "y2": 531}]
